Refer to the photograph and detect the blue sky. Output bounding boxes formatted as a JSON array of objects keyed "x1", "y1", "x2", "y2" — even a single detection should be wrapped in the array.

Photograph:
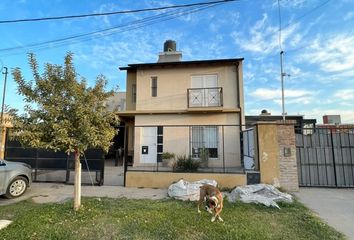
[{"x1": 0, "y1": 0, "x2": 353, "y2": 123}]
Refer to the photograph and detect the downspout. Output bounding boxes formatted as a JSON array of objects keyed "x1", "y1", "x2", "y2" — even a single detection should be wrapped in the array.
[
  {"x1": 236, "y1": 62, "x2": 244, "y2": 171},
  {"x1": 235, "y1": 62, "x2": 242, "y2": 127}
]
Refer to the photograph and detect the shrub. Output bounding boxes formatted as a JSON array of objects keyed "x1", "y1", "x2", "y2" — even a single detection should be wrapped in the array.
[
  {"x1": 162, "y1": 152, "x2": 176, "y2": 169},
  {"x1": 162, "y1": 152, "x2": 175, "y2": 160},
  {"x1": 175, "y1": 155, "x2": 200, "y2": 172}
]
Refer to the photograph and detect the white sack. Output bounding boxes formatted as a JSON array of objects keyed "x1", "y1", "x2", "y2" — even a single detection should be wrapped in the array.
[
  {"x1": 167, "y1": 179, "x2": 217, "y2": 201},
  {"x1": 225, "y1": 184, "x2": 293, "y2": 209}
]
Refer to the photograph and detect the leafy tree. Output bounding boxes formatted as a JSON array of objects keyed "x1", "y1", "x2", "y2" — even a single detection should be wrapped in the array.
[{"x1": 11, "y1": 52, "x2": 119, "y2": 210}]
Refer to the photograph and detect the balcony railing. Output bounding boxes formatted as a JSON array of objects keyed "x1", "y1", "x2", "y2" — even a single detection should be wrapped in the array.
[{"x1": 187, "y1": 87, "x2": 223, "y2": 108}]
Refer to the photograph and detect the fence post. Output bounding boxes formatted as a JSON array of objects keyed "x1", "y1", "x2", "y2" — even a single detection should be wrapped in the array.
[
  {"x1": 34, "y1": 149, "x2": 38, "y2": 181},
  {"x1": 222, "y1": 126, "x2": 225, "y2": 173},
  {"x1": 330, "y1": 130, "x2": 338, "y2": 187},
  {"x1": 240, "y1": 129, "x2": 244, "y2": 170},
  {"x1": 123, "y1": 125, "x2": 128, "y2": 187}
]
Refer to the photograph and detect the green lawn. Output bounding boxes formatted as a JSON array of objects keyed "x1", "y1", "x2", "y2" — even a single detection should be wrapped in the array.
[{"x1": 0, "y1": 197, "x2": 344, "y2": 240}]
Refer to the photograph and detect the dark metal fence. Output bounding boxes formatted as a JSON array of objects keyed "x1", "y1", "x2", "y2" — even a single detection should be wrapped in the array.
[
  {"x1": 124, "y1": 125, "x2": 251, "y2": 174},
  {"x1": 5, "y1": 139, "x2": 105, "y2": 185},
  {"x1": 296, "y1": 127, "x2": 354, "y2": 187}
]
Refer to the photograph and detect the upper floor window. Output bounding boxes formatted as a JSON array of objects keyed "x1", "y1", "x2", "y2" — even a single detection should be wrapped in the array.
[
  {"x1": 151, "y1": 77, "x2": 157, "y2": 97},
  {"x1": 132, "y1": 84, "x2": 136, "y2": 103}
]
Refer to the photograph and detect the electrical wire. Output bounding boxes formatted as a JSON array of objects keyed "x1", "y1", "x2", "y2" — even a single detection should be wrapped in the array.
[
  {"x1": 276, "y1": 0, "x2": 332, "y2": 55},
  {"x1": 0, "y1": 0, "x2": 331, "y2": 57},
  {"x1": 233, "y1": 0, "x2": 332, "y2": 58},
  {"x1": 281, "y1": 0, "x2": 331, "y2": 31},
  {"x1": 0, "y1": 0, "x2": 239, "y2": 24},
  {"x1": 0, "y1": 4, "x2": 223, "y2": 56}
]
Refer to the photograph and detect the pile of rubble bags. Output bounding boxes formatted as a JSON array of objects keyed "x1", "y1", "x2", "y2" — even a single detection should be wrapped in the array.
[
  {"x1": 224, "y1": 184, "x2": 293, "y2": 209},
  {"x1": 168, "y1": 180, "x2": 293, "y2": 209}
]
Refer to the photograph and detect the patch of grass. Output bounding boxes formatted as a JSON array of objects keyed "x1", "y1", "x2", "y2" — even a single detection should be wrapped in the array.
[{"x1": 0, "y1": 198, "x2": 344, "y2": 240}]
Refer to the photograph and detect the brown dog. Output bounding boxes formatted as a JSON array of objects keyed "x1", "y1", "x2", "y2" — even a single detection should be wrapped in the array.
[{"x1": 197, "y1": 184, "x2": 223, "y2": 222}]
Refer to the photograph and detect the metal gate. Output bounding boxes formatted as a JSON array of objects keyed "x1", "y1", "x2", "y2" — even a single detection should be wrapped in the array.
[
  {"x1": 5, "y1": 139, "x2": 105, "y2": 185},
  {"x1": 296, "y1": 127, "x2": 354, "y2": 187},
  {"x1": 241, "y1": 127, "x2": 260, "y2": 185}
]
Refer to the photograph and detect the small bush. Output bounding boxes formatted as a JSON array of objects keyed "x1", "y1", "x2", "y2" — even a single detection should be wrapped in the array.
[
  {"x1": 162, "y1": 152, "x2": 175, "y2": 159},
  {"x1": 175, "y1": 155, "x2": 200, "y2": 172}
]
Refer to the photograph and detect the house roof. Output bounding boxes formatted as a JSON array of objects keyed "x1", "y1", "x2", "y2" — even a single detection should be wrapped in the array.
[
  {"x1": 119, "y1": 58, "x2": 244, "y2": 70},
  {"x1": 245, "y1": 115, "x2": 317, "y2": 126}
]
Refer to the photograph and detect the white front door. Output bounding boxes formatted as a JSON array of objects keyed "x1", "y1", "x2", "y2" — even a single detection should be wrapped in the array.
[{"x1": 140, "y1": 127, "x2": 157, "y2": 164}]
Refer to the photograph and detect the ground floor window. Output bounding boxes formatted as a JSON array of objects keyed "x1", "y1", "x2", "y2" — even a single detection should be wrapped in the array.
[{"x1": 191, "y1": 126, "x2": 218, "y2": 158}]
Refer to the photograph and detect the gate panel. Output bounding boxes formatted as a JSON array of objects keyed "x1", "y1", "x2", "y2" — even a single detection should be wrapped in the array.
[{"x1": 296, "y1": 127, "x2": 354, "y2": 188}]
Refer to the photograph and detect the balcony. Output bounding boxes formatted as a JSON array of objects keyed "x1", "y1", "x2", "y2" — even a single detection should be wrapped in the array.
[{"x1": 187, "y1": 87, "x2": 223, "y2": 108}]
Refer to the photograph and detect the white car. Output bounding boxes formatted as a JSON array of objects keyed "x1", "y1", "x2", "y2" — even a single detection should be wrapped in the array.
[{"x1": 0, "y1": 160, "x2": 32, "y2": 198}]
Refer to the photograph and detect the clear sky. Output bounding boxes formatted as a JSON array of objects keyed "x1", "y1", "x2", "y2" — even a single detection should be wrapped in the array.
[{"x1": 0, "y1": 0, "x2": 353, "y2": 123}]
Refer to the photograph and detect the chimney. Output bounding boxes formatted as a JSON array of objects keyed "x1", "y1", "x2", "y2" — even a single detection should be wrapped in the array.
[{"x1": 157, "y1": 40, "x2": 182, "y2": 62}]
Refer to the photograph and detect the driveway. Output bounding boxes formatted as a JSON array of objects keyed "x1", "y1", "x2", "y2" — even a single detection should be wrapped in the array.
[{"x1": 295, "y1": 187, "x2": 354, "y2": 240}]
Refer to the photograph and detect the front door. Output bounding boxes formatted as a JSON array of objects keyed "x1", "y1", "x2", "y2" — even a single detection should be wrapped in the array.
[{"x1": 140, "y1": 127, "x2": 157, "y2": 164}]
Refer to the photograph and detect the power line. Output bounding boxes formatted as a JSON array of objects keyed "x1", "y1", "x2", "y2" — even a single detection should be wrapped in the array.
[
  {"x1": 234, "y1": 0, "x2": 332, "y2": 58},
  {"x1": 0, "y1": 0, "x2": 330, "y2": 57},
  {"x1": 281, "y1": 0, "x2": 331, "y2": 30},
  {"x1": 275, "y1": 0, "x2": 332, "y2": 55},
  {"x1": 0, "y1": 0, "x2": 239, "y2": 24},
  {"x1": 0, "y1": 4, "x2": 222, "y2": 56}
]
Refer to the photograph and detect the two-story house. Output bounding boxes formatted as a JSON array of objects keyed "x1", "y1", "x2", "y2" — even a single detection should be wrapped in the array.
[{"x1": 119, "y1": 40, "x2": 245, "y2": 172}]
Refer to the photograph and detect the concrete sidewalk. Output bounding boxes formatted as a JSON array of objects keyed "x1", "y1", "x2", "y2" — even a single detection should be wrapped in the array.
[
  {"x1": 0, "y1": 182, "x2": 168, "y2": 206},
  {"x1": 295, "y1": 188, "x2": 354, "y2": 240}
]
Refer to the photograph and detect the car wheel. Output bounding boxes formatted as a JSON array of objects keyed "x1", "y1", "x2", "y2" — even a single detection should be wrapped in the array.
[{"x1": 5, "y1": 176, "x2": 29, "y2": 199}]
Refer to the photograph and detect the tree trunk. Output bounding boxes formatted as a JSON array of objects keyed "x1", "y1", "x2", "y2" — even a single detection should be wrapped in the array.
[{"x1": 73, "y1": 149, "x2": 81, "y2": 211}]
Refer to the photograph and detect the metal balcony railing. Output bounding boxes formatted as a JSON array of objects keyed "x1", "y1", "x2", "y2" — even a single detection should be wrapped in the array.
[{"x1": 187, "y1": 87, "x2": 223, "y2": 108}]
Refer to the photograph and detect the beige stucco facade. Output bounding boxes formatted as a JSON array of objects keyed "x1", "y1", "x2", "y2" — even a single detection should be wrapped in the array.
[
  {"x1": 132, "y1": 113, "x2": 241, "y2": 167},
  {"x1": 257, "y1": 124, "x2": 280, "y2": 184},
  {"x1": 119, "y1": 59, "x2": 244, "y2": 171},
  {"x1": 132, "y1": 65, "x2": 241, "y2": 111}
]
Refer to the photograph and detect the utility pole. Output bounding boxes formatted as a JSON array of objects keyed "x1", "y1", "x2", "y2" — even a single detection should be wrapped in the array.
[
  {"x1": 0, "y1": 67, "x2": 8, "y2": 159},
  {"x1": 280, "y1": 51, "x2": 285, "y2": 121}
]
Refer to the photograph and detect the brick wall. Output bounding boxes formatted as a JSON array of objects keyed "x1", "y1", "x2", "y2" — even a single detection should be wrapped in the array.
[{"x1": 276, "y1": 121, "x2": 299, "y2": 191}]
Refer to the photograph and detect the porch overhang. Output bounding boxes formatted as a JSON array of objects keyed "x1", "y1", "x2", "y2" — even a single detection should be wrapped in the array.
[{"x1": 117, "y1": 108, "x2": 241, "y2": 116}]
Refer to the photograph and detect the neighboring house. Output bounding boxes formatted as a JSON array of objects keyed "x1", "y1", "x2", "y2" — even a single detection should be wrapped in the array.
[
  {"x1": 105, "y1": 92, "x2": 126, "y2": 112},
  {"x1": 246, "y1": 110, "x2": 317, "y2": 134},
  {"x1": 118, "y1": 40, "x2": 245, "y2": 170},
  {"x1": 323, "y1": 115, "x2": 341, "y2": 124}
]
